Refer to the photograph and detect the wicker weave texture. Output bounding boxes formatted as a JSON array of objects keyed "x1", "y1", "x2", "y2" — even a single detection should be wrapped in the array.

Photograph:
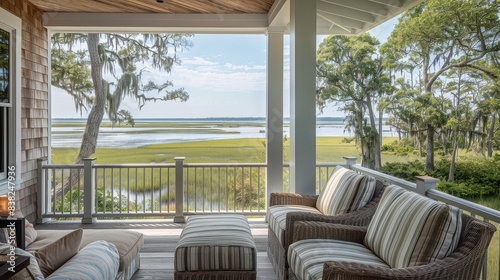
[{"x1": 174, "y1": 271, "x2": 256, "y2": 280}]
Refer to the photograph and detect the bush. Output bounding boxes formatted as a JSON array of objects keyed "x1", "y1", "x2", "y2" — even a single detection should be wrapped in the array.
[
  {"x1": 380, "y1": 160, "x2": 425, "y2": 182},
  {"x1": 381, "y1": 139, "x2": 417, "y2": 156},
  {"x1": 383, "y1": 156, "x2": 500, "y2": 199}
]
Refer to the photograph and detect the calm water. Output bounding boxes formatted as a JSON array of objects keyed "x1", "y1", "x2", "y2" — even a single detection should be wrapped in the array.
[{"x1": 51, "y1": 118, "x2": 396, "y2": 148}]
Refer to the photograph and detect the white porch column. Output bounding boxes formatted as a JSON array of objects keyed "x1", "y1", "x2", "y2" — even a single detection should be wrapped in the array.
[
  {"x1": 289, "y1": 0, "x2": 316, "y2": 195},
  {"x1": 266, "y1": 28, "x2": 285, "y2": 202}
]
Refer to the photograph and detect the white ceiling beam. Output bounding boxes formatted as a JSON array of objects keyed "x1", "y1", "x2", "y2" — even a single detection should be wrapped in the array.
[
  {"x1": 317, "y1": 1, "x2": 375, "y2": 23},
  {"x1": 369, "y1": 0, "x2": 402, "y2": 8},
  {"x1": 317, "y1": 13, "x2": 351, "y2": 33},
  {"x1": 317, "y1": 11, "x2": 364, "y2": 29},
  {"x1": 267, "y1": 0, "x2": 290, "y2": 31},
  {"x1": 43, "y1": 13, "x2": 269, "y2": 34},
  {"x1": 316, "y1": 23, "x2": 354, "y2": 35},
  {"x1": 321, "y1": 0, "x2": 388, "y2": 16}
]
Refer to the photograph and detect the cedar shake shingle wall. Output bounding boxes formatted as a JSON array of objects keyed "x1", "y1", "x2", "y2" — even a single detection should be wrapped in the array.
[{"x1": 1, "y1": 0, "x2": 49, "y2": 222}]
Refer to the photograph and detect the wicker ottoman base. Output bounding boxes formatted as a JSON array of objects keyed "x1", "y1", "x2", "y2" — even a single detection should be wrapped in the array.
[{"x1": 174, "y1": 215, "x2": 257, "y2": 280}]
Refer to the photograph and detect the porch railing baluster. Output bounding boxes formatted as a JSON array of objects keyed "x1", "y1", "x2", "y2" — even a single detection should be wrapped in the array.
[
  {"x1": 174, "y1": 157, "x2": 185, "y2": 223},
  {"x1": 82, "y1": 158, "x2": 96, "y2": 224},
  {"x1": 127, "y1": 168, "x2": 130, "y2": 214}
]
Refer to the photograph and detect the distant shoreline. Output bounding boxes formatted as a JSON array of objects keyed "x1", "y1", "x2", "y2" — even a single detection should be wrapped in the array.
[
  {"x1": 52, "y1": 116, "x2": 353, "y2": 123},
  {"x1": 51, "y1": 118, "x2": 396, "y2": 149}
]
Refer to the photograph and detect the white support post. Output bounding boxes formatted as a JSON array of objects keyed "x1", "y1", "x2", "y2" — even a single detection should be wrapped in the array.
[
  {"x1": 289, "y1": 0, "x2": 317, "y2": 195},
  {"x1": 82, "y1": 158, "x2": 96, "y2": 224},
  {"x1": 343, "y1": 156, "x2": 357, "y2": 169},
  {"x1": 174, "y1": 157, "x2": 185, "y2": 223},
  {"x1": 266, "y1": 28, "x2": 285, "y2": 204},
  {"x1": 36, "y1": 158, "x2": 48, "y2": 224},
  {"x1": 415, "y1": 176, "x2": 438, "y2": 196}
]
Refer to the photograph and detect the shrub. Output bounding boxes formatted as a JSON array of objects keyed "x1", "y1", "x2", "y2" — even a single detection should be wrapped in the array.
[
  {"x1": 383, "y1": 156, "x2": 500, "y2": 199},
  {"x1": 381, "y1": 139, "x2": 417, "y2": 156},
  {"x1": 380, "y1": 160, "x2": 425, "y2": 182}
]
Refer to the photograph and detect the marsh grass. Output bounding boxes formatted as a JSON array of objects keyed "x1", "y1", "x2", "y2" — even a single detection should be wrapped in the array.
[{"x1": 52, "y1": 136, "x2": 402, "y2": 164}]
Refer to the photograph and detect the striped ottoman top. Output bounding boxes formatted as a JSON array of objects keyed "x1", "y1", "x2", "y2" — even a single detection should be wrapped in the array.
[{"x1": 175, "y1": 215, "x2": 257, "y2": 272}]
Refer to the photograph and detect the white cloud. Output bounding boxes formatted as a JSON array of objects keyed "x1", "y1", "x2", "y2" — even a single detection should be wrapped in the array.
[
  {"x1": 183, "y1": 56, "x2": 219, "y2": 66},
  {"x1": 223, "y1": 63, "x2": 266, "y2": 71}
]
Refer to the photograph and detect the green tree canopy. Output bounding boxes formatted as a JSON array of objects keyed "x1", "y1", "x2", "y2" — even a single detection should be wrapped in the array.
[
  {"x1": 317, "y1": 33, "x2": 391, "y2": 170},
  {"x1": 382, "y1": 0, "x2": 500, "y2": 171}
]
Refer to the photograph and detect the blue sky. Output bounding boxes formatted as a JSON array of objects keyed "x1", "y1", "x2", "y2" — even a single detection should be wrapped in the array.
[{"x1": 51, "y1": 18, "x2": 397, "y2": 119}]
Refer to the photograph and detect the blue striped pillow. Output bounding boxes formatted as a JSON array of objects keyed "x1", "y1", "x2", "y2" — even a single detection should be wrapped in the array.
[{"x1": 46, "y1": 240, "x2": 119, "y2": 280}]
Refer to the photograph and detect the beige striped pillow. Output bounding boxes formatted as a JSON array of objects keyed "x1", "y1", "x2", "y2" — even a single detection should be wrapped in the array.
[
  {"x1": 364, "y1": 185, "x2": 462, "y2": 268},
  {"x1": 316, "y1": 166, "x2": 376, "y2": 215}
]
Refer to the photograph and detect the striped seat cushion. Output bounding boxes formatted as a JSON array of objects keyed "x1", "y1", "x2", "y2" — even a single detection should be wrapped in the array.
[
  {"x1": 46, "y1": 240, "x2": 120, "y2": 280},
  {"x1": 364, "y1": 185, "x2": 462, "y2": 268},
  {"x1": 266, "y1": 205, "x2": 322, "y2": 245},
  {"x1": 288, "y1": 239, "x2": 390, "y2": 280},
  {"x1": 175, "y1": 215, "x2": 257, "y2": 272},
  {"x1": 316, "y1": 166, "x2": 377, "y2": 215}
]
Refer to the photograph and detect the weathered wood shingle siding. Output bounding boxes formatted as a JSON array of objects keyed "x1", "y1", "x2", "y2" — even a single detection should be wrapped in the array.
[{"x1": 1, "y1": 0, "x2": 49, "y2": 222}]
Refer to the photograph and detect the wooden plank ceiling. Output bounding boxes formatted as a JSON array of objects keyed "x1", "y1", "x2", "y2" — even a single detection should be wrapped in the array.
[
  {"x1": 30, "y1": 0, "x2": 424, "y2": 35},
  {"x1": 27, "y1": 0, "x2": 276, "y2": 14}
]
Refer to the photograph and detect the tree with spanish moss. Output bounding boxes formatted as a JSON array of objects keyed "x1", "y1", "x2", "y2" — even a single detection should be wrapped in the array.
[
  {"x1": 51, "y1": 33, "x2": 192, "y2": 197},
  {"x1": 382, "y1": 0, "x2": 500, "y2": 172},
  {"x1": 316, "y1": 34, "x2": 391, "y2": 170}
]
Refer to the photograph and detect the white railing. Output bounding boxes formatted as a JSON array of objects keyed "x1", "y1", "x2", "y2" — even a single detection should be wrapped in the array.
[{"x1": 36, "y1": 157, "x2": 271, "y2": 222}]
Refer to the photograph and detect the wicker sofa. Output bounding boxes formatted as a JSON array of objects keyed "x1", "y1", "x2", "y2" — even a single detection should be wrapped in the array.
[
  {"x1": 266, "y1": 166, "x2": 386, "y2": 279},
  {"x1": 287, "y1": 185, "x2": 496, "y2": 280}
]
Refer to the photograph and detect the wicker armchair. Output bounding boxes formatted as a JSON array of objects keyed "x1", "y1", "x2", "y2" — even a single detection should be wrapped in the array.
[
  {"x1": 287, "y1": 195, "x2": 496, "y2": 280},
  {"x1": 267, "y1": 167, "x2": 386, "y2": 280}
]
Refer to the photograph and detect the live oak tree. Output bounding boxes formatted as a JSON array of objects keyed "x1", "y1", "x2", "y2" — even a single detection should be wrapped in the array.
[
  {"x1": 51, "y1": 33, "x2": 192, "y2": 197},
  {"x1": 382, "y1": 0, "x2": 500, "y2": 172},
  {"x1": 316, "y1": 34, "x2": 391, "y2": 170}
]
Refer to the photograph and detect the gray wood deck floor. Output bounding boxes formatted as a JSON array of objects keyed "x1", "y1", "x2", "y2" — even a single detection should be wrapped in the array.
[{"x1": 35, "y1": 218, "x2": 278, "y2": 280}]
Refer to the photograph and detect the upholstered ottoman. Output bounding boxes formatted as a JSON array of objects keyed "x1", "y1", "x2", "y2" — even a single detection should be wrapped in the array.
[{"x1": 174, "y1": 215, "x2": 257, "y2": 280}]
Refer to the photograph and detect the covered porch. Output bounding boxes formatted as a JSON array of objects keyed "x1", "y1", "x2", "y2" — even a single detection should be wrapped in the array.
[
  {"x1": 0, "y1": 0, "x2": 426, "y2": 222},
  {"x1": 33, "y1": 160, "x2": 500, "y2": 279}
]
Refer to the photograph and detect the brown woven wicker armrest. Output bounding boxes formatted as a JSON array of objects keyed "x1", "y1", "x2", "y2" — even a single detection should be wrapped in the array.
[
  {"x1": 292, "y1": 221, "x2": 367, "y2": 244},
  {"x1": 322, "y1": 254, "x2": 478, "y2": 280},
  {"x1": 322, "y1": 260, "x2": 449, "y2": 280},
  {"x1": 269, "y1": 192, "x2": 318, "y2": 207},
  {"x1": 283, "y1": 201, "x2": 378, "y2": 249}
]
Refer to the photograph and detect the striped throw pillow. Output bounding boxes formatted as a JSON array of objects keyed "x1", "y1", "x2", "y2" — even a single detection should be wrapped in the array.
[
  {"x1": 46, "y1": 240, "x2": 119, "y2": 280},
  {"x1": 316, "y1": 166, "x2": 376, "y2": 215},
  {"x1": 364, "y1": 185, "x2": 462, "y2": 268}
]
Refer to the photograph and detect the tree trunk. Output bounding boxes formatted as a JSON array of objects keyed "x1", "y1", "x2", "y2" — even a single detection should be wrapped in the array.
[
  {"x1": 75, "y1": 34, "x2": 107, "y2": 163},
  {"x1": 441, "y1": 131, "x2": 448, "y2": 155},
  {"x1": 448, "y1": 130, "x2": 458, "y2": 182},
  {"x1": 366, "y1": 95, "x2": 381, "y2": 170},
  {"x1": 487, "y1": 112, "x2": 496, "y2": 157},
  {"x1": 481, "y1": 115, "x2": 487, "y2": 156},
  {"x1": 379, "y1": 109, "x2": 383, "y2": 147},
  {"x1": 425, "y1": 124, "x2": 435, "y2": 172},
  {"x1": 54, "y1": 33, "x2": 107, "y2": 199}
]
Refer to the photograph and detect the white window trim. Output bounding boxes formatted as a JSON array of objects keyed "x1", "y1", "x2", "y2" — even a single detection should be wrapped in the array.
[{"x1": 0, "y1": 8, "x2": 21, "y2": 194}]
